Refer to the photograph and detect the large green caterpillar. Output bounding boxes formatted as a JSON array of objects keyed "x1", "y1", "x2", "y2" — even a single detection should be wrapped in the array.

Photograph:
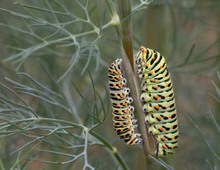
[
  {"x1": 108, "y1": 59, "x2": 142, "y2": 145},
  {"x1": 135, "y1": 46, "x2": 179, "y2": 157}
]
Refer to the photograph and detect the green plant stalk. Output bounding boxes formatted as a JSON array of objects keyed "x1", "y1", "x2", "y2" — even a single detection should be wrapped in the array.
[
  {"x1": 90, "y1": 130, "x2": 129, "y2": 170},
  {"x1": 117, "y1": 0, "x2": 152, "y2": 156},
  {"x1": 118, "y1": 0, "x2": 134, "y2": 70},
  {"x1": 0, "y1": 160, "x2": 5, "y2": 170},
  {"x1": 121, "y1": 48, "x2": 151, "y2": 156},
  {"x1": 107, "y1": 0, "x2": 151, "y2": 157}
]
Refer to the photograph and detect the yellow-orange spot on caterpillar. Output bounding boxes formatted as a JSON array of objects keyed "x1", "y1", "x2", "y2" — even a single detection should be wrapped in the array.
[
  {"x1": 127, "y1": 136, "x2": 134, "y2": 145},
  {"x1": 155, "y1": 105, "x2": 160, "y2": 110},
  {"x1": 154, "y1": 95, "x2": 159, "y2": 100},
  {"x1": 161, "y1": 136, "x2": 166, "y2": 141},
  {"x1": 145, "y1": 63, "x2": 150, "y2": 67},
  {"x1": 159, "y1": 127, "x2": 164, "y2": 131},
  {"x1": 120, "y1": 93, "x2": 125, "y2": 98},
  {"x1": 150, "y1": 70, "x2": 154, "y2": 75},
  {"x1": 125, "y1": 109, "x2": 129, "y2": 114},
  {"x1": 119, "y1": 83, "x2": 123, "y2": 88},
  {"x1": 163, "y1": 144, "x2": 168, "y2": 149},
  {"x1": 157, "y1": 115, "x2": 162, "y2": 121},
  {"x1": 154, "y1": 85, "x2": 159, "y2": 89},
  {"x1": 152, "y1": 79, "x2": 156, "y2": 83}
]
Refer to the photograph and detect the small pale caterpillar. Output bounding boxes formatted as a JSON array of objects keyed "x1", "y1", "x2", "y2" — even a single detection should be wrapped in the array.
[{"x1": 108, "y1": 59, "x2": 142, "y2": 145}]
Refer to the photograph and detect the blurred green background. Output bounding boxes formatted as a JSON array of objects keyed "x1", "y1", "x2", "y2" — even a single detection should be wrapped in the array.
[{"x1": 0, "y1": 0, "x2": 219, "y2": 169}]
